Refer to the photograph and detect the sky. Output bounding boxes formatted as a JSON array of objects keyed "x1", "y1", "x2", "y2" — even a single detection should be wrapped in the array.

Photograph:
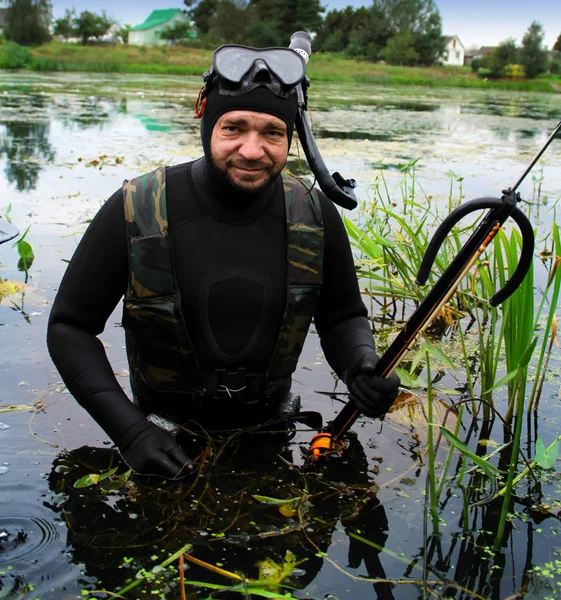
[{"x1": 48, "y1": 0, "x2": 560, "y2": 51}]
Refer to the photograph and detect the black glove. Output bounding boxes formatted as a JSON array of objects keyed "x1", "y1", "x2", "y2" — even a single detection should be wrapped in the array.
[
  {"x1": 118, "y1": 420, "x2": 198, "y2": 479},
  {"x1": 345, "y1": 353, "x2": 400, "y2": 419}
]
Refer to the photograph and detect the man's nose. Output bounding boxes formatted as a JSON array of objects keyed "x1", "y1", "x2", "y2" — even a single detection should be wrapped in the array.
[{"x1": 237, "y1": 132, "x2": 266, "y2": 161}]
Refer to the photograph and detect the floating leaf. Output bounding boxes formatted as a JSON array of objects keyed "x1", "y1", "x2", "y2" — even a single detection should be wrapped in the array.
[
  {"x1": 279, "y1": 504, "x2": 298, "y2": 517},
  {"x1": 74, "y1": 466, "x2": 120, "y2": 488},
  {"x1": 257, "y1": 550, "x2": 304, "y2": 585},
  {"x1": 74, "y1": 473, "x2": 101, "y2": 488},
  {"x1": 0, "y1": 280, "x2": 27, "y2": 300},
  {"x1": 535, "y1": 437, "x2": 559, "y2": 469},
  {"x1": 100, "y1": 469, "x2": 132, "y2": 491},
  {"x1": 478, "y1": 439, "x2": 500, "y2": 448}
]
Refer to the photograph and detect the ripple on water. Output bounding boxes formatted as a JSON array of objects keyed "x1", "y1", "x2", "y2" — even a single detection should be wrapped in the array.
[{"x1": 0, "y1": 515, "x2": 60, "y2": 565}]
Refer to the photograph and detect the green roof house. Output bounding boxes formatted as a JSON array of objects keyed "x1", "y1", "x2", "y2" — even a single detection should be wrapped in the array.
[{"x1": 129, "y1": 9, "x2": 188, "y2": 46}]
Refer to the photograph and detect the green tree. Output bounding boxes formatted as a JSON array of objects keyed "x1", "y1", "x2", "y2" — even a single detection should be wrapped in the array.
[
  {"x1": 553, "y1": 33, "x2": 561, "y2": 52},
  {"x1": 379, "y1": 30, "x2": 419, "y2": 65},
  {"x1": 314, "y1": 6, "x2": 370, "y2": 53},
  {"x1": 484, "y1": 38, "x2": 519, "y2": 78},
  {"x1": 519, "y1": 21, "x2": 548, "y2": 78},
  {"x1": 160, "y1": 20, "x2": 194, "y2": 44},
  {"x1": 316, "y1": 0, "x2": 443, "y2": 65},
  {"x1": 53, "y1": 8, "x2": 75, "y2": 41},
  {"x1": 207, "y1": 0, "x2": 248, "y2": 44},
  {"x1": 343, "y1": 4, "x2": 390, "y2": 60},
  {"x1": 184, "y1": 0, "x2": 218, "y2": 36},
  {"x1": 117, "y1": 24, "x2": 131, "y2": 44},
  {"x1": 373, "y1": 0, "x2": 445, "y2": 65},
  {"x1": 5, "y1": 0, "x2": 52, "y2": 46},
  {"x1": 246, "y1": 0, "x2": 324, "y2": 46},
  {"x1": 73, "y1": 10, "x2": 114, "y2": 45}
]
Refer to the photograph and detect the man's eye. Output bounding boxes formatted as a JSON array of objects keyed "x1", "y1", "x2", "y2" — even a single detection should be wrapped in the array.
[{"x1": 267, "y1": 131, "x2": 283, "y2": 137}]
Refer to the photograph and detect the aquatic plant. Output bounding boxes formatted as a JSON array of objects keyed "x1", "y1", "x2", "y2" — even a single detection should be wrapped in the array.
[{"x1": 345, "y1": 161, "x2": 561, "y2": 558}]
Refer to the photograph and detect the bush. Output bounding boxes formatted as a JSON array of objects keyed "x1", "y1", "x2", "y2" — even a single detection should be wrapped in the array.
[
  {"x1": 470, "y1": 58, "x2": 481, "y2": 73},
  {"x1": 0, "y1": 41, "x2": 32, "y2": 69}
]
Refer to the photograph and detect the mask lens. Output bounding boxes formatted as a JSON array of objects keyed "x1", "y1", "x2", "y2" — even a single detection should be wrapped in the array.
[{"x1": 213, "y1": 46, "x2": 305, "y2": 87}]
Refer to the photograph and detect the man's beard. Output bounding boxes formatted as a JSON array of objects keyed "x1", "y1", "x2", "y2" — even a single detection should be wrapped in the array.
[{"x1": 211, "y1": 156, "x2": 282, "y2": 194}]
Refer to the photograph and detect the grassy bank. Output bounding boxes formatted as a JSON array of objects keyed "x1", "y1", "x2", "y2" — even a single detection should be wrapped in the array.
[{"x1": 1, "y1": 41, "x2": 559, "y2": 92}]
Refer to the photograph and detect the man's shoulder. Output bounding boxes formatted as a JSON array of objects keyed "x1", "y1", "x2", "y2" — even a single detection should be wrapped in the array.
[
  {"x1": 125, "y1": 160, "x2": 196, "y2": 186},
  {"x1": 165, "y1": 160, "x2": 196, "y2": 182}
]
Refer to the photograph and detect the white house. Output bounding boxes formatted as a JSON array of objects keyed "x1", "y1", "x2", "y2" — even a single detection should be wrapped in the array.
[
  {"x1": 129, "y1": 9, "x2": 188, "y2": 46},
  {"x1": 443, "y1": 36, "x2": 465, "y2": 66}
]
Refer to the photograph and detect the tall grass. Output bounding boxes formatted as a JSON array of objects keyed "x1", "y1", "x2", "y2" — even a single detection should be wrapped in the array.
[
  {"x1": 346, "y1": 164, "x2": 561, "y2": 550},
  {"x1": 15, "y1": 41, "x2": 560, "y2": 92}
]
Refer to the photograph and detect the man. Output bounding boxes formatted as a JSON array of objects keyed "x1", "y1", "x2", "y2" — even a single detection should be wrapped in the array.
[{"x1": 47, "y1": 42, "x2": 400, "y2": 480}]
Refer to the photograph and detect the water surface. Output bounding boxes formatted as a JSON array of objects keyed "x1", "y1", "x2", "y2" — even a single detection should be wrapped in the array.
[{"x1": 0, "y1": 72, "x2": 560, "y2": 599}]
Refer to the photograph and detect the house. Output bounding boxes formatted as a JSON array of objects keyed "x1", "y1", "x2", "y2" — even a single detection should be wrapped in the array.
[
  {"x1": 129, "y1": 9, "x2": 188, "y2": 46},
  {"x1": 442, "y1": 36, "x2": 465, "y2": 66},
  {"x1": 464, "y1": 46, "x2": 496, "y2": 66}
]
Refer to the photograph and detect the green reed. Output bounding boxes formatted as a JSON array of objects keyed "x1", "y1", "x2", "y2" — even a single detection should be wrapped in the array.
[
  {"x1": 529, "y1": 223, "x2": 561, "y2": 411},
  {"x1": 347, "y1": 164, "x2": 561, "y2": 554}
]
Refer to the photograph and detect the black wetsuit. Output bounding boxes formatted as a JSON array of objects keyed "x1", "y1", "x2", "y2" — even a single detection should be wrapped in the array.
[{"x1": 47, "y1": 157, "x2": 375, "y2": 443}]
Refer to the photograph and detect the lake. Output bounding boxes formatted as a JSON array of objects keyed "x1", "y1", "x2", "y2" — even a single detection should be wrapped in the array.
[{"x1": 0, "y1": 71, "x2": 560, "y2": 599}]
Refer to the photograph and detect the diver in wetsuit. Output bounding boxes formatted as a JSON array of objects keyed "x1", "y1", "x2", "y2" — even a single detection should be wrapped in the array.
[{"x1": 46, "y1": 40, "x2": 400, "y2": 480}]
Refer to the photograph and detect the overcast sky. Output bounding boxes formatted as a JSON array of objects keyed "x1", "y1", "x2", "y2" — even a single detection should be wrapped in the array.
[{"x1": 49, "y1": 0, "x2": 560, "y2": 51}]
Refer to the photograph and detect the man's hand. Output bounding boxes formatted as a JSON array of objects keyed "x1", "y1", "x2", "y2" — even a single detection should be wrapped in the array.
[
  {"x1": 345, "y1": 353, "x2": 401, "y2": 419},
  {"x1": 118, "y1": 420, "x2": 198, "y2": 479}
]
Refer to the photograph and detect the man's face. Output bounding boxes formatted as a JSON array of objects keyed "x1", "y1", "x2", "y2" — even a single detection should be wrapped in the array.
[{"x1": 210, "y1": 110, "x2": 289, "y2": 193}]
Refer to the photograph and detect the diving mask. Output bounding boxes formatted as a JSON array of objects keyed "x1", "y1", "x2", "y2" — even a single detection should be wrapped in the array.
[{"x1": 207, "y1": 45, "x2": 306, "y2": 98}]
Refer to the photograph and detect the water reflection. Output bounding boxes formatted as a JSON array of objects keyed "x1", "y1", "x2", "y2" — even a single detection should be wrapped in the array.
[
  {"x1": 0, "y1": 121, "x2": 55, "y2": 192},
  {"x1": 44, "y1": 429, "x2": 394, "y2": 598}
]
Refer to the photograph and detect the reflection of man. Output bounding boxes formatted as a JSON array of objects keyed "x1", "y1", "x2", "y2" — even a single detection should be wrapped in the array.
[
  {"x1": 46, "y1": 40, "x2": 400, "y2": 480},
  {"x1": 46, "y1": 434, "x2": 395, "y2": 598}
]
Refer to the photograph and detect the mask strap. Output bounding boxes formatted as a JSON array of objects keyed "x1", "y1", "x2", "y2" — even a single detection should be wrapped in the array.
[{"x1": 194, "y1": 86, "x2": 207, "y2": 118}]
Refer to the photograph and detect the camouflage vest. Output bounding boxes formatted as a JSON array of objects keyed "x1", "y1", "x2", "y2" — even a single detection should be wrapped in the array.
[{"x1": 122, "y1": 166, "x2": 324, "y2": 401}]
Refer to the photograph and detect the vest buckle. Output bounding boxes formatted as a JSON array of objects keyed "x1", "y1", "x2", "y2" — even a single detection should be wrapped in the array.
[{"x1": 205, "y1": 368, "x2": 264, "y2": 404}]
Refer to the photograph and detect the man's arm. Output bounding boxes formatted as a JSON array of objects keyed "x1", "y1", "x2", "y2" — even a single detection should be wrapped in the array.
[
  {"x1": 314, "y1": 194, "x2": 400, "y2": 417},
  {"x1": 314, "y1": 194, "x2": 375, "y2": 378},
  {"x1": 46, "y1": 190, "x2": 146, "y2": 440},
  {"x1": 46, "y1": 190, "x2": 196, "y2": 478}
]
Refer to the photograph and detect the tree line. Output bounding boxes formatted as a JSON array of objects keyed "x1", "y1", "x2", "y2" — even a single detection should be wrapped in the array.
[
  {"x1": 2, "y1": 0, "x2": 561, "y2": 75},
  {"x1": 473, "y1": 23, "x2": 559, "y2": 78},
  {"x1": 184, "y1": 0, "x2": 446, "y2": 65}
]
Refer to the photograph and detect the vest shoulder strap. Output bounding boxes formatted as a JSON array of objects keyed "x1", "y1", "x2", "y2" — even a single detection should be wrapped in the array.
[
  {"x1": 123, "y1": 166, "x2": 168, "y2": 238},
  {"x1": 122, "y1": 166, "x2": 174, "y2": 300}
]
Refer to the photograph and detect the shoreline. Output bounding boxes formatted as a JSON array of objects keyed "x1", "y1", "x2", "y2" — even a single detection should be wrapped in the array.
[{"x1": 0, "y1": 42, "x2": 558, "y2": 94}]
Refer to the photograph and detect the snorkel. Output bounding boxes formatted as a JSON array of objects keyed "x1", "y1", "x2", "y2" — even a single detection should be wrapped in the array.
[
  {"x1": 195, "y1": 31, "x2": 358, "y2": 211},
  {"x1": 288, "y1": 31, "x2": 358, "y2": 211}
]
